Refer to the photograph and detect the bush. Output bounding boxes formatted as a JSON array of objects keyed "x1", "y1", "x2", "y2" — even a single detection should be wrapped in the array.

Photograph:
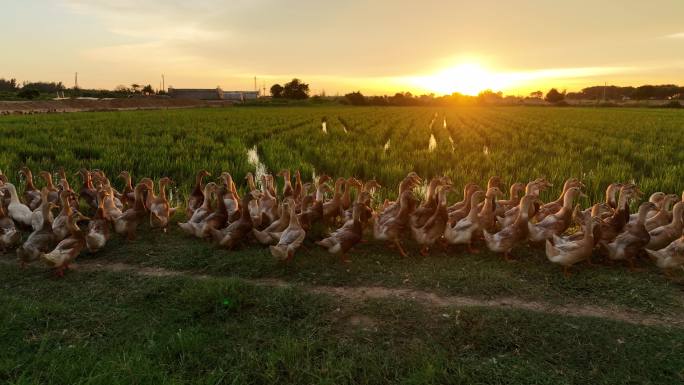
[{"x1": 17, "y1": 89, "x2": 40, "y2": 100}]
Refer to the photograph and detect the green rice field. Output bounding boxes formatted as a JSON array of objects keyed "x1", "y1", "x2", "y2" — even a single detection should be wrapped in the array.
[{"x1": 2, "y1": 106, "x2": 684, "y2": 202}]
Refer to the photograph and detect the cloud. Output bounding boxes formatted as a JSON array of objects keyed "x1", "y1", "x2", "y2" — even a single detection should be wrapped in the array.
[{"x1": 663, "y1": 32, "x2": 684, "y2": 39}]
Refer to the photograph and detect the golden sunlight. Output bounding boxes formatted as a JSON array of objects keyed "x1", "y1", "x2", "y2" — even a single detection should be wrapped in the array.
[{"x1": 408, "y1": 63, "x2": 517, "y2": 96}]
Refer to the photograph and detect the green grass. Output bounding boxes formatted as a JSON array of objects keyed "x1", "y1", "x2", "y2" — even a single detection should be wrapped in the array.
[{"x1": 1, "y1": 263, "x2": 683, "y2": 385}]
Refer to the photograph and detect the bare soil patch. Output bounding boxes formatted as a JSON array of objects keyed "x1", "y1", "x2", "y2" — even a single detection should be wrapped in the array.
[{"x1": 62, "y1": 260, "x2": 684, "y2": 328}]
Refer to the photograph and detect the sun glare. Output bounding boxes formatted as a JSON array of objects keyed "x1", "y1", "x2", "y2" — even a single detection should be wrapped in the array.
[{"x1": 409, "y1": 62, "x2": 516, "y2": 96}]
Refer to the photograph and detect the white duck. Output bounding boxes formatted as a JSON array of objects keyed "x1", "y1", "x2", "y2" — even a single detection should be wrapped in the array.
[
  {"x1": 528, "y1": 187, "x2": 584, "y2": 242},
  {"x1": 444, "y1": 190, "x2": 485, "y2": 252},
  {"x1": 545, "y1": 206, "x2": 597, "y2": 276},
  {"x1": 3, "y1": 183, "x2": 33, "y2": 228},
  {"x1": 270, "y1": 199, "x2": 307, "y2": 261},
  {"x1": 646, "y1": 232, "x2": 684, "y2": 277},
  {"x1": 646, "y1": 202, "x2": 683, "y2": 251}
]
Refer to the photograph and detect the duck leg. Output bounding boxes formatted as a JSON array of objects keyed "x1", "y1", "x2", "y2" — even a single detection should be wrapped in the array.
[
  {"x1": 420, "y1": 246, "x2": 429, "y2": 257},
  {"x1": 503, "y1": 251, "x2": 515, "y2": 262},
  {"x1": 439, "y1": 239, "x2": 449, "y2": 251},
  {"x1": 563, "y1": 266, "x2": 572, "y2": 278},
  {"x1": 467, "y1": 242, "x2": 480, "y2": 254},
  {"x1": 394, "y1": 239, "x2": 408, "y2": 258},
  {"x1": 340, "y1": 253, "x2": 351, "y2": 264},
  {"x1": 127, "y1": 229, "x2": 137, "y2": 241},
  {"x1": 627, "y1": 258, "x2": 644, "y2": 272}
]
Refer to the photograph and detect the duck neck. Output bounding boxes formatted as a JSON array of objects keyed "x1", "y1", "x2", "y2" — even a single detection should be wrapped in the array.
[
  {"x1": 247, "y1": 175, "x2": 256, "y2": 192},
  {"x1": 159, "y1": 182, "x2": 167, "y2": 202},
  {"x1": 44, "y1": 174, "x2": 55, "y2": 190},
  {"x1": 562, "y1": 191, "x2": 576, "y2": 211},
  {"x1": 123, "y1": 175, "x2": 133, "y2": 191},
  {"x1": 341, "y1": 181, "x2": 352, "y2": 202},
  {"x1": 617, "y1": 192, "x2": 629, "y2": 210},
  {"x1": 67, "y1": 215, "x2": 83, "y2": 237},
  {"x1": 60, "y1": 194, "x2": 72, "y2": 216},
  {"x1": 509, "y1": 186, "x2": 521, "y2": 203},
  {"x1": 239, "y1": 195, "x2": 252, "y2": 220},
  {"x1": 134, "y1": 187, "x2": 146, "y2": 211},
  {"x1": 517, "y1": 200, "x2": 531, "y2": 222},
  {"x1": 7, "y1": 185, "x2": 20, "y2": 204},
  {"x1": 671, "y1": 204, "x2": 683, "y2": 226},
  {"x1": 397, "y1": 194, "x2": 413, "y2": 220},
  {"x1": 200, "y1": 188, "x2": 213, "y2": 211},
  {"x1": 194, "y1": 173, "x2": 205, "y2": 192},
  {"x1": 81, "y1": 171, "x2": 93, "y2": 189},
  {"x1": 425, "y1": 181, "x2": 439, "y2": 203},
  {"x1": 467, "y1": 195, "x2": 480, "y2": 220},
  {"x1": 480, "y1": 193, "x2": 496, "y2": 215},
  {"x1": 333, "y1": 181, "x2": 343, "y2": 199},
  {"x1": 606, "y1": 185, "x2": 618, "y2": 208},
  {"x1": 636, "y1": 206, "x2": 651, "y2": 225}
]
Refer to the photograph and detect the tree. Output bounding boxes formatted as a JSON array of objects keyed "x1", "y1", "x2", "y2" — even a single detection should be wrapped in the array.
[
  {"x1": 131, "y1": 84, "x2": 141, "y2": 94},
  {"x1": 477, "y1": 89, "x2": 503, "y2": 104},
  {"x1": 282, "y1": 78, "x2": 309, "y2": 99},
  {"x1": 0, "y1": 78, "x2": 17, "y2": 91},
  {"x1": 270, "y1": 84, "x2": 284, "y2": 98},
  {"x1": 344, "y1": 91, "x2": 366, "y2": 106},
  {"x1": 142, "y1": 84, "x2": 154, "y2": 95},
  {"x1": 529, "y1": 90, "x2": 543, "y2": 99},
  {"x1": 114, "y1": 85, "x2": 130, "y2": 94},
  {"x1": 545, "y1": 88, "x2": 565, "y2": 104}
]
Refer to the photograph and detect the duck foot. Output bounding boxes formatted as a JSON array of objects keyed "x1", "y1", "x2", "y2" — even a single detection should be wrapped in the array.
[{"x1": 340, "y1": 254, "x2": 351, "y2": 264}]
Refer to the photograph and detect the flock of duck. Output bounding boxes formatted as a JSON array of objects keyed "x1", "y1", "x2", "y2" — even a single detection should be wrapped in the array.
[{"x1": 1, "y1": 167, "x2": 683, "y2": 278}]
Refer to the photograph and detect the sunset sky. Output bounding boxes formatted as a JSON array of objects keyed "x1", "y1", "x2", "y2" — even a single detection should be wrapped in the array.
[{"x1": 2, "y1": 0, "x2": 684, "y2": 96}]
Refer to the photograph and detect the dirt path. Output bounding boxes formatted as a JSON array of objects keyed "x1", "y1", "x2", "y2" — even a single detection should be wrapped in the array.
[{"x1": 63, "y1": 261, "x2": 683, "y2": 328}]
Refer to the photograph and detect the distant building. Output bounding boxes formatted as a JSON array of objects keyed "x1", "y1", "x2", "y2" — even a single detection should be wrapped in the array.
[{"x1": 168, "y1": 87, "x2": 259, "y2": 101}]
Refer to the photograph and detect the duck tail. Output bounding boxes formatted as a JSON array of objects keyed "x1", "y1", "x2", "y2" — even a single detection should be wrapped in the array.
[
  {"x1": 270, "y1": 245, "x2": 287, "y2": 260},
  {"x1": 252, "y1": 228, "x2": 268, "y2": 244},
  {"x1": 645, "y1": 249, "x2": 664, "y2": 262}
]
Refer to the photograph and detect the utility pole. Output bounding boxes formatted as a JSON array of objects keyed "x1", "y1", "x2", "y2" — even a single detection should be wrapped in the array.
[
  {"x1": 161, "y1": 74, "x2": 165, "y2": 92},
  {"x1": 603, "y1": 81, "x2": 607, "y2": 101},
  {"x1": 254, "y1": 76, "x2": 257, "y2": 92},
  {"x1": 74, "y1": 72, "x2": 79, "y2": 89}
]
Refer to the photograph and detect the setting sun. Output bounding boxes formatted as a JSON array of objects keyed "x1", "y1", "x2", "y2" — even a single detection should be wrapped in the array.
[{"x1": 407, "y1": 63, "x2": 516, "y2": 96}]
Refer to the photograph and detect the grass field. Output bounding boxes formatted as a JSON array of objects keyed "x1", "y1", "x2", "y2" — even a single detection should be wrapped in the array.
[{"x1": 1, "y1": 106, "x2": 684, "y2": 384}]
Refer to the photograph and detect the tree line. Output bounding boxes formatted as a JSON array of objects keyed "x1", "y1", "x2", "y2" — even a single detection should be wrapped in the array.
[
  {"x1": 0, "y1": 78, "x2": 161, "y2": 100},
  {"x1": 341, "y1": 85, "x2": 684, "y2": 107}
]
